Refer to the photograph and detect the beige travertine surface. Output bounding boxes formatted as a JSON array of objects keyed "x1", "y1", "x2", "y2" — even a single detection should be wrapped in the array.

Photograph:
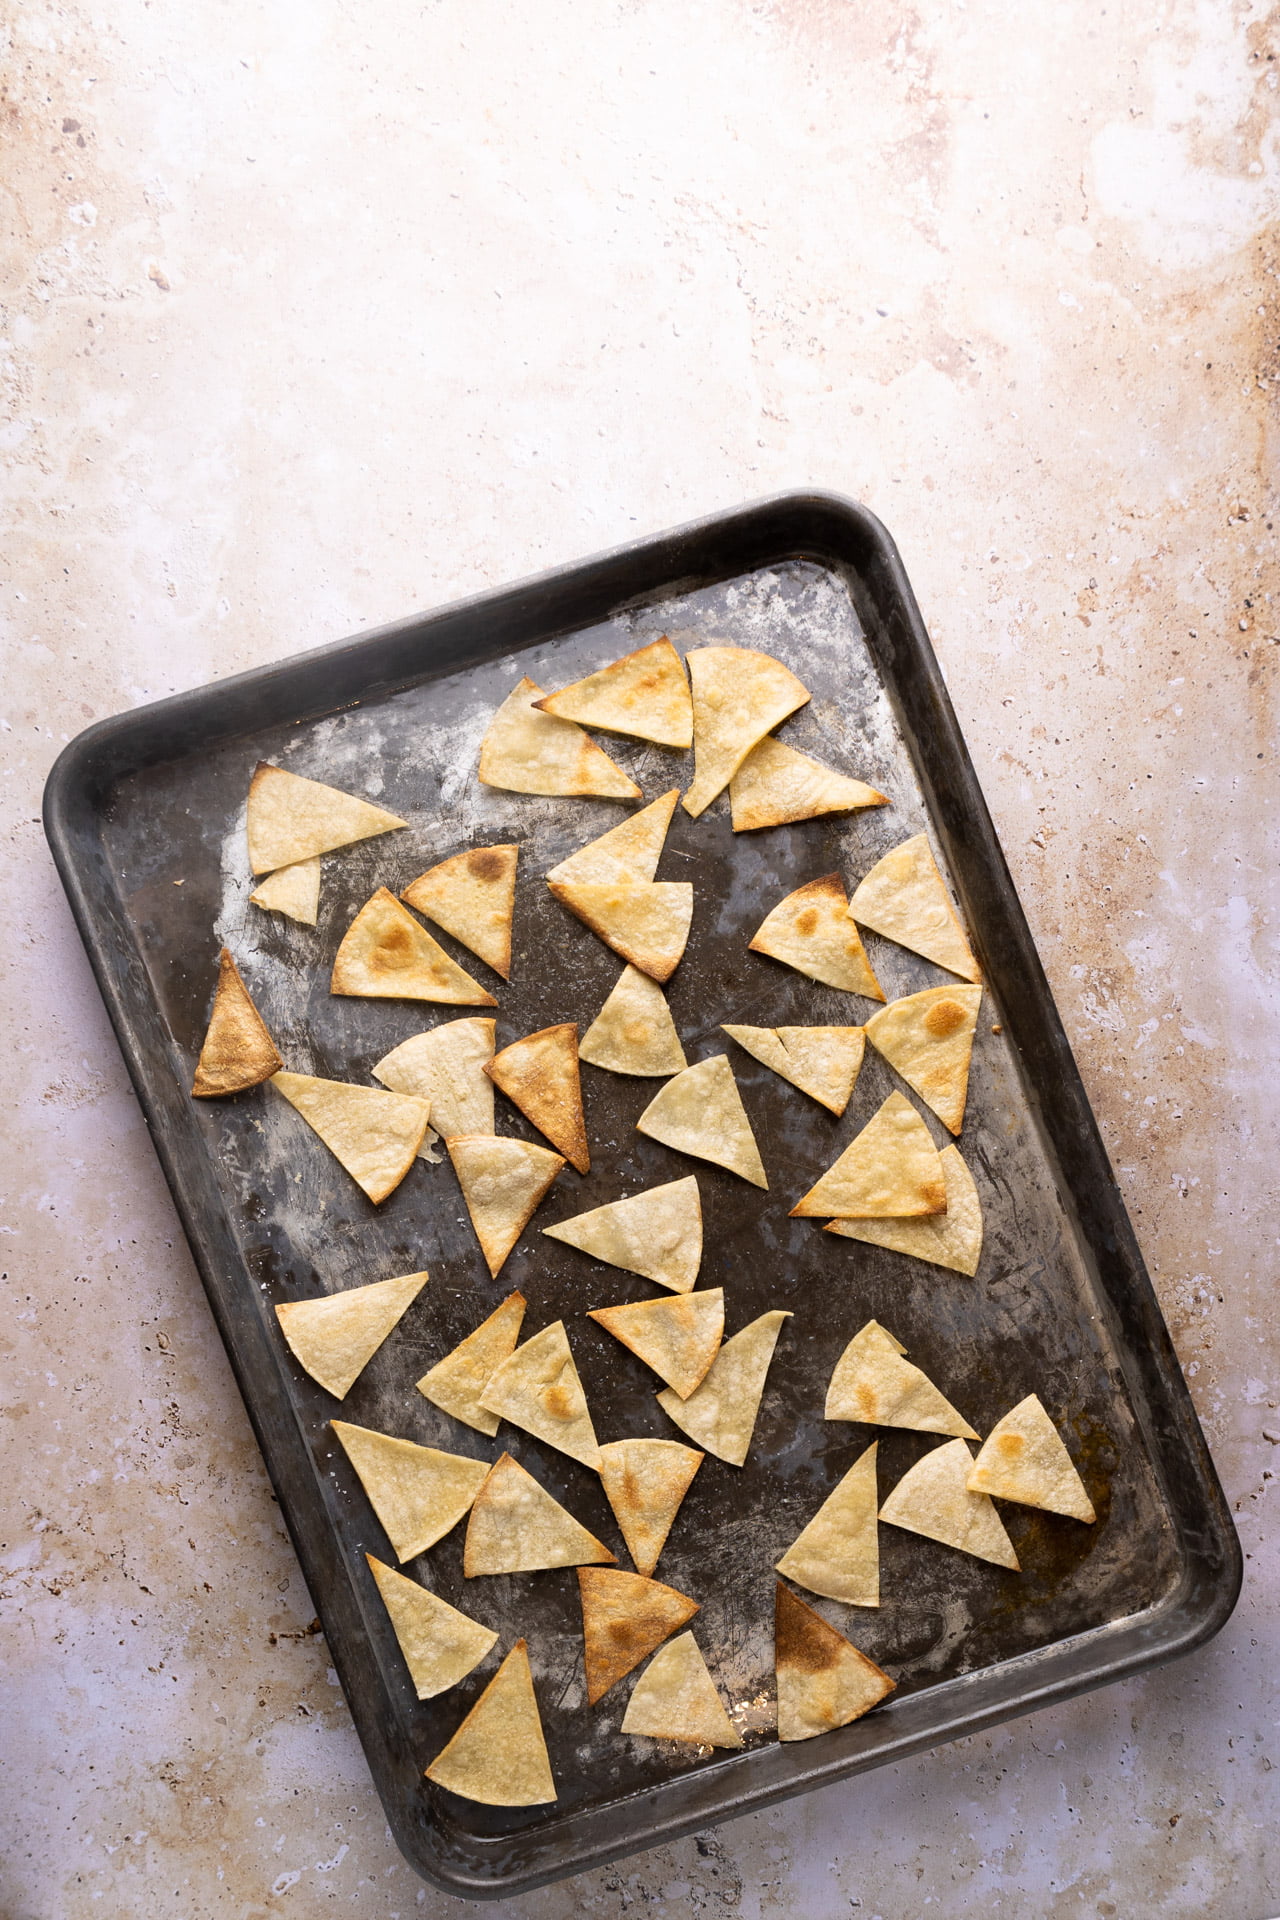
[{"x1": 2, "y1": 0, "x2": 1277, "y2": 1914}]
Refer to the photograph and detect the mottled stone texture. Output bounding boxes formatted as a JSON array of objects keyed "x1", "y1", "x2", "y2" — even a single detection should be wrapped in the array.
[{"x1": 2, "y1": 0, "x2": 1276, "y2": 1914}]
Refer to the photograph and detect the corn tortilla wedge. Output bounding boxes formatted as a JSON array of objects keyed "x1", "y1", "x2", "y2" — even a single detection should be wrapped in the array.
[
  {"x1": 775, "y1": 1441, "x2": 880, "y2": 1607},
  {"x1": 682, "y1": 646, "x2": 810, "y2": 818},
  {"x1": 424, "y1": 1641, "x2": 556, "y2": 1805},
  {"x1": 400, "y1": 844, "x2": 518, "y2": 979},
  {"x1": 269, "y1": 1072, "x2": 429, "y2": 1204},
  {"x1": 722, "y1": 1023, "x2": 865, "y2": 1118},
  {"x1": 463, "y1": 1453, "x2": 615, "y2": 1575},
  {"x1": 478, "y1": 675, "x2": 640, "y2": 799},
  {"x1": 966, "y1": 1394, "x2": 1096, "y2": 1522},
  {"x1": 879, "y1": 1439, "x2": 1019, "y2": 1569},
  {"x1": 331, "y1": 1421, "x2": 488, "y2": 1562},
  {"x1": 774, "y1": 1582, "x2": 895, "y2": 1742},
  {"x1": 416, "y1": 1291, "x2": 527, "y2": 1437},
  {"x1": 275, "y1": 1269, "x2": 429, "y2": 1399},
  {"x1": 588, "y1": 1289, "x2": 724, "y2": 1400},
  {"x1": 485, "y1": 1023, "x2": 590, "y2": 1173},
  {"x1": 446, "y1": 1135, "x2": 565, "y2": 1277},
  {"x1": 656, "y1": 1310, "x2": 791, "y2": 1466},
  {"x1": 791, "y1": 1091, "x2": 946, "y2": 1219},
  {"x1": 373, "y1": 1019, "x2": 496, "y2": 1156},
  {"x1": 534, "y1": 638, "x2": 693, "y2": 748},
  {"x1": 636, "y1": 1055, "x2": 767, "y2": 1187},
  {"x1": 749, "y1": 873, "x2": 884, "y2": 999},
  {"x1": 246, "y1": 762, "x2": 406, "y2": 874},
  {"x1": 621, "y1": 1631, "x2": 744, "y2": 1747},
  {"x1": 827, "y1": 1143, "x2": 983, "y2": 1276},
  {"x1": 729, "y1": 736, "x2": 887, "y2": 832},
  {"x1": 580, "y1": 965, "x2": 687, "y2": 1077},
  {"x1": 249, "y1": 855, "x2": 320, "y2": 925},
  {"x1": 848, "y1": 833, "x2": 980, "y2": 982},
  {"x1": 865, "y1": 985, "x2": 982, "y2": 1135},
  {"x1": 478, "y1": 1320, "x2": 602, "y2": 1469},
  {"x1": 596, "y1": 1439, "x2": 704, "y2": 1577},
  {"x1": 332, "y1": 888, "x2": 497, "y2": 1005},
  {"x1": 579, "y1": 1566, "x2": 701, "y2": 1705},
  {"x1": 548, "y1": 879, "x2": 693, "y2": 983},
  {"x1": 825, "y1": 1320, "x2": 977, "y2": 1436},
  {"x1": 546, "y1": 788, "x2": 680, "y2": 887},
  {"x1": 366, "y1": 1554, "x2": 497, "y2": 1700},
  {"x1": 543, "y1": 1176, "x2": 703, "y2": 1295},
  {"x1": 191, "y1": 948, "x2": 283, "y2": 1097}
]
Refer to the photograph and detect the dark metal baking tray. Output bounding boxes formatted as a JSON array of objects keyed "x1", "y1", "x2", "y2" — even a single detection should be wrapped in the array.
[{"x1": 44, "y1": 492, "x2": 1239, "y2": 1899}]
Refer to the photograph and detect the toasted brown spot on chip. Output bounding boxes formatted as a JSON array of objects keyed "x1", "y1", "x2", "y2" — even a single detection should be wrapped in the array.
[
  {"x1": 467, "y1": 848, "x2": 506, "y2": 882},
  {"x1": 924, "y1": 998, "x2": 968, "y2": 1038}
]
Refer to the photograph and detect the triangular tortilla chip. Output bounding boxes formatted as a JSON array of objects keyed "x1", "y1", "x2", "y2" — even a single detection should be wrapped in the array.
[
  {"x1": 966, "y1": 1395, "x2": 1097, "y2": 1522},
  {"x1": 596, "y1": 1439, "x2": 704, "y2": 1576},
  {"x1": 589, "y1": 1290, "x2": 724, "y2": 1399},
  {"x1": 478, "y1": 676, "x2": 641, "y2": 799},
  {"x1": 485, "y1": 1023, "x2": 590, "y2": 1173},
  {"x1": 865, "y1": 985, "x2": 982, "y2": 1135},
  {"x1": 879, "y1": 1438, "x2": 1019, "y2": 1569},
  {"x1": 749, "y1": 873, "x2": 884, "y2": 1000},
  {"x1": 579, "y1": 1566, "x2": 701, "y2": 1704},
  {"x1": 791, "y1": 1091, "x2": 946, "y2": 1219},
  {"x1": 425, "y1": 1641, "x2": 556, "y2": 1805},
  {"x1": 848, "y1": 833, "x2": 980, "y2": 983},
  {"x1": 416, "y1": 1291, "x2": 527, "y2": 1437},
  {"x1": 249, "y1": 856, "x2": 320, "y2": 926},
  {"x1": 621, "y1": 1631, "x2": 744, "y2": 1747},
  {"x1": 446, "y1": 1135, "x2": 565, "y2": 1277},
  {"x1": 774, "y1": 1582, "x2": 895, "y2": 1741},
  {"x1": 331, "y1": 888, "x2": 497, "y2": 1006},
  {"x1": 775, "y1": 1442, "x2": 880, "y2": 1606},
  {"x1": 191, "y1": 949, "x2": 283, "y2": 1096},
  {"x1": 534, "y1": 639, "x2": 693, "y2": 748},
  {"x1": 827, "y1": 1144, "x2": 983, "y2": 1276},
  {"x1": 722, "y1": 1024, "x2": 865, "y2": 1118},
  {"x1": 636, "y1": 1055, "x2": 767, "y2": 1187},
  {"x1": 276, "y1": 1269, "x2": 429, "y2": 1398},
  {"x1": 547, "y1": 789, "x2": 680, "y2": 887},
  {"x1": 547, "y1": 880, "x2": 693, "y2": 984},
  {"x1": 580, "y1": 965, "x2": 688, "y2": 1077},
  {"x1": 682, "y1": 647, "x2": 811, "y2": 818},
  {"x1": 400, "y1": 845, "x2": 518, "y2": 979},
  {"x1": 372, "y1": 1019, "x2": 496, "y2": 1156},
  {"x1": 463, "y1": 1453, "x2": 615, "y2": 1574},
  {"x1": 366, "y1": 1554, "x2": 498, "y2": 1700},
  {"x1": 269, "y1": 1072, "x2": 429, "y2": 1204},
  {"x1": 825, "y1": 1320, "x2": 977, "y2": 1436},
  {"x1": 478, "y1": 1321, "x2": 602, "y2": 1468},
  {"x1": 331, "y1": 1421, "x2": 488, "y2": 1562},
  {"x1": 657, "y1": 1310, "x2": 791, "y2": 1466},
  {"x1": 542, "y1": 1176, "x2": 703, "y2": 1294},
  {"x1": 246, "y1": 762, "x2": 406, "y2": 874},
  {"x1": 730, "y1": 737, "x2": 887, "y2": 832}
]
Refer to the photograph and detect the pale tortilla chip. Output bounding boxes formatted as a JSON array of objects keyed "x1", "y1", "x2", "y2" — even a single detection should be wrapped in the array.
[
  {"x1": 729, "y1": 736, "x2": 887, "y2": 832},
  {"x1": 621, "y1": 1631, "x2": 744, "y2": 1748},
  {"x1": 656, "y1": 1310, "x2": 791, "y2": 1466},
  {"x1": 580, "y1": 965, "x2": 688, "y2": 1078},
  {"x1": 249, "y1": 856, "x2": 321, "y2": 926},
  {"x1": 826, "y1": 1143, "x2": 983, "y2": 1276},
  {"x1": 774, "y1": 1582, "x2": 895, "y2": 1742},
  {"x1": 331, "y1": 1420, "x2": 488, "y2": 1562},
  {"x1": 269, "y1": 1072, "x2": 429, "y2": 1204},
  {"x1": 478, "y1": 1321, "x2": 602, "y2": 1468},
  {"x1": 790, "y1": 1091, "x2": 946, "y2": 1219},
  {"x1": 775, "y1": 1441, "x2": 880, "y2": 1607},
  {"x1": 534, "y1": 638, "x2": 693, "y2": 748},
  {"x1": 400, "y1": 845, "x2": 518, "y2": 979},
  {"x1": 246, "y1": 762, "x2": 406, "y2": 874},
  {"x1": 547, "y1": 880, "x2": 693, "y2": 983},
  {"x1": 366, "y1": 1554, "x2": 498, "y2": 1700},
  {"x1": 636, "y1": 1055, "x2": 767, "y2": 1187},
  {"x1": 682, "y1": 646, "x2": 811, "y2": 818},
  {"x1": 824, "y1": 1320, "x2": 977, "y2": 1437},
  {"x1": 579, "y1": 1566, "x2": 701, "y2": 1704},
  {"x1": 191, "y1": 949, "x2": 283, "y2": 1096},
  {"x1": 372, "y1": 1019, "x2": 496, "y2": 1155},
  {"x1": 331, "y1": 888, "x2": 497, "y2": 1005},
  {"x1": 542, "y1": 1176, "x2": 703, "y2": 1294},
  {"x1": 416, "y1": 1291, "x2": 526, "y2": 1437},
  {"x1": 276, "y1": 1269, "x2": 429, "y2": 1399},
  {"x1": 424, "y1": 1641, "x2": 557, "y2": 1805},
  {"x1": 446, "y1": 1135, "x2": 565, "y2": 1277},
  {"x1": 478, "y1": 675, "x2": 641, "y2": 799},
  {"x1": 722, "y1": 1024, "x2": 865, "y2": 1117},
  {"x1": 485, "y1": 1023, "x2": 590, "y2": 1173},
  {"x1": 865, "y1": 985, "x2": 982, "y2": 1135},
  {"x1": 589, "y1": 1290, "x2": 724, "y2": 1400},
  {"x1": 463, "y1": 1453, "x2": 615, "y2": 1575},
  {"x1": 878, "y1": 1438, "x2": 1019, "y2": 1569},
  {"x1": 966, "y1": 1394, "x2": 1097, "y2": 1522},
  {"x1": 596, "y1": 1439, "x2": 704, "y2": 1576},
  {"x1": 749, "y1": 873, "x2": 884, "y2": 1000},
  {"x1": 848, "y1": 833, "x2": 980, "y2": 983},
  {"x1": 546, "y1": 789, "x2": 680, "y2": 887}
]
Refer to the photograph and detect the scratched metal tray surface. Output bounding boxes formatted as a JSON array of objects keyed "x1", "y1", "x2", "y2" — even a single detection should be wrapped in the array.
[{"x1": 44, "y1": 494, "x2": 1239, "y2": 1899}]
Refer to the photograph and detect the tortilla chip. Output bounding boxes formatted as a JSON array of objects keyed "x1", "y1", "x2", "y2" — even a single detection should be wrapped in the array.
[
  {"x1": 825, "y1": 1321, "x2": 977, "y2": 1437},
  {"x1": 331, "y1": 888, "x2": 497, "y2": 1006},
  {"x1": 478, "y1": 1321, "x2": 602, "y2": 1468},
  {"x1": 865, "y1": 985, "x2": 982, "y2": 1135},
  {"x1": 580, "y1": 965, "x2": 688, "y2": 1078},
  {"x1": 589, "y1": 1290, "x2": 724, "y2": 1400},
  {"x1": 276, "y1": 1269, "x2": 429, "y2": 1399},
  {"x1": 656, "y1": 1310, "x2": 791, "y2": 1467},
  {"x1": 579, "y1": 1566, "x2": 700, "y2": 1706},
  {"x1": 636, "y1": 1055, "x2": 767, "y2": 1187},
  {"x1": 790, "y1": 1091, "x2": 946, "y2": 1219},
  {"x1": 682, "y1": 647, "x2": 811, "y2": 818},
  {"x1": 546, "y1": 789, "x2": 680, "y2": 887},
  {"x1": 485, "y1": 1023, "x2": 590, "y2": 1173},
  {"x1": 775, "y1": 1441, "x2": 880, "y2": 1607},
  {"x1": 966, "y1": 1395, "x2": 1097, "y2": 1522},
  {"x1": 478, "y1": 675, "x2": 641, "y2": 799},
  {"x1": 366, "y1": 1554, "x2": 498, "y2": 1699},
  {"x1": 330, "y1": 1420, "x2": 488, "y2": 1562},
  {"x1": 534, "y1": 638, "x2": 693, "y2": 748},
  {"x1": 446, "y1": 1135, "x2": 565, "y2": 1277},
  {"x1": 400, "y1": 845, "x2": 518, "y2": 979},
  {"x1": 424, "y1": 1641, "x2": 557, "y2": 1805},
  {"x1": 596, "y1": 1439, "x2": 704, "y2": 1576},
  {"x1": 416, "y1": 1291, "x2": 527, "y2": 1437},
  {"x1": 191, "y1": 949, "x2": 283, "y2": 1096},
  {"x1": 542, "y1": 1176, "x2": 703, "y2": 1295},
  {"x1": 269, "y1": 1072, "x2": 429, "y2": 1204},
  {"x1": 848, "y1": 833, "x2": 980, "y2": 983},
  {"x1": 621, "y1": 1631, "x2": 744, "y2": 1747},
  {"x1": 827, "y1": 1143, "x2": 983, "y2": 1276},
  {"x1": 722, "y1": 1024, "x2": 865, "y2": 1117},
  {"x1": 547, "y1": 880, "x2": 693, "y2": 984},
  {"x1": 749, "y1": 873, "x2": 884, "y2": 1000},
  {"x1": 249, "y1": 856, "x2": 321, "y2": 926},
  {"x1": 774, "y1": 1582, "x2": 895, "y2": 1742},
  {"x1": 246, "y1": 763, "x2": 406, "y2": 874},
  {"x1": 372, "y1": 1019, "x2": 496, "y2": 1156},
  {"x1": 879, "y1": 1438, "x2": 1019, "y2": 1568},
  {"x1": 463, "y1": 1452, "x2": 615, "y2": 1574},
  {"x1": 730, "y1": 737, "x2": 887, "y2": 832}
]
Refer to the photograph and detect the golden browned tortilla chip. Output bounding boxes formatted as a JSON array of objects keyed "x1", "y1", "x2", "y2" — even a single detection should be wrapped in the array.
[
  {"x1": 966, "y1": 1395, "x2": 1097, "y2": 1522},
  {"x1": 790, "y1": 1091, "x2": 945, "y2": 1219},
  {"x1": 825, "y1": 1320, "x2": 977, "y2": 1437},
  {"x1": 269, "y1": 1072, "x2": 429, "y2": 1204},
  {"x1": 416, "y1": 1291, "x2": 527, "y2": 1437},
  {"x1": 372, "y1": 1018, "x2": 496, "y2": 1155},
  {"x1": 463, "y1": 1453, "x2": 615, "y2": 1575},
  {"x1": 546, "y1": 789, "x2": 680, "y2": 887},
  {"x1": 636, "y1": 1055, "x2": 767, "y2": 1187},
  {"x1": 775, "y1": 1441, "x2": 880, "y2": 1607},
  {"x1": 534, "y1": 638, "x2": 693, "y2": 748},
  {"x1": 729, "y1": 736, "x2": 887, "y2": 832},
  {"x1": 722, "y1": 1024, "x2": 865, "y2": 1118},
  {"x1": 332, "y1": 888, "x2": 497, "y2": 1006},
  {"x1": 249, "y1": 856, "x2": 320, "y2": 925},
  {"x1": 580, "y1": 965, "x2": 688, "y2": 1077},
  {"x1": 485, "y1": 1023, "x2": 590, "y2": 1173},
  {"x1": 878, "y1": 1438, "x2": 1019, "y2": 1569},
  {"x1": 827, "y1": 1144, "x2": 983, "y2": 1276},
  {"x1": 682, "y1": 646, "x2": 811, "y2": 818},
  {"x1": 848, "y1": 833, "x2": 980, "y2": 982},
  {"x1": 276, "y1": 1269, "x2": 429, "y2": 1399},
  {"x1": 542, "y1": 1176, "x2": 703, "y2": 1294},
  {"x1": 479, "y1": 1321, "x2": 602, "y2": 1468},
  {"x1": 424, "y1": 1641, "x2": 557, "y2": 1805},
  {"x1": 579, "y1": 1566, "x2": 701, "y2": 1704},
  {"x1": 366, "y1": 1554, "x2": 498, "y2": 1700},
  {"x1": 446, "y1": 1135, "x2": 565, "y2": 1277},
  {"x1": 331, "y1": 1420, "x2": 489, "y2": 1562},
  {"x1": 589, "y1": 1289, "x2": 724, "y2": 1400},
  {"x1": 478, "y1": 676, "x2": 641, "y2": 799},
  {"x1": 596, "y1": 1439, "x2": 704, "y2": 1576},
  {"x1": 865, "y1": 985, "x2": 983, "y2": 1135},
  {"x1": 657, "y1": 1310, "x2": 791, "y2": 1466},
  {"x1": 191, "y1": 949, "x2": 283, "y2": 1097},
  {"x1": 774, "y1": 1582, "x2": 895, "y2": 1742},
  {"x1": 400, "y1": 845, "x2": 518, "y2": 980},
  {"x1": 749, "y1": 873, "x2": 884, "y2": 1000},
  {"x1": 547, "y1": 880, "x2": 693, "y2": 983},
  {"x1": 621, "y1": 1631, "x2": 744, "y2": 1747},
  {"x1": 246, "y1": 763, "x2": 406, "y2": 875}
]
